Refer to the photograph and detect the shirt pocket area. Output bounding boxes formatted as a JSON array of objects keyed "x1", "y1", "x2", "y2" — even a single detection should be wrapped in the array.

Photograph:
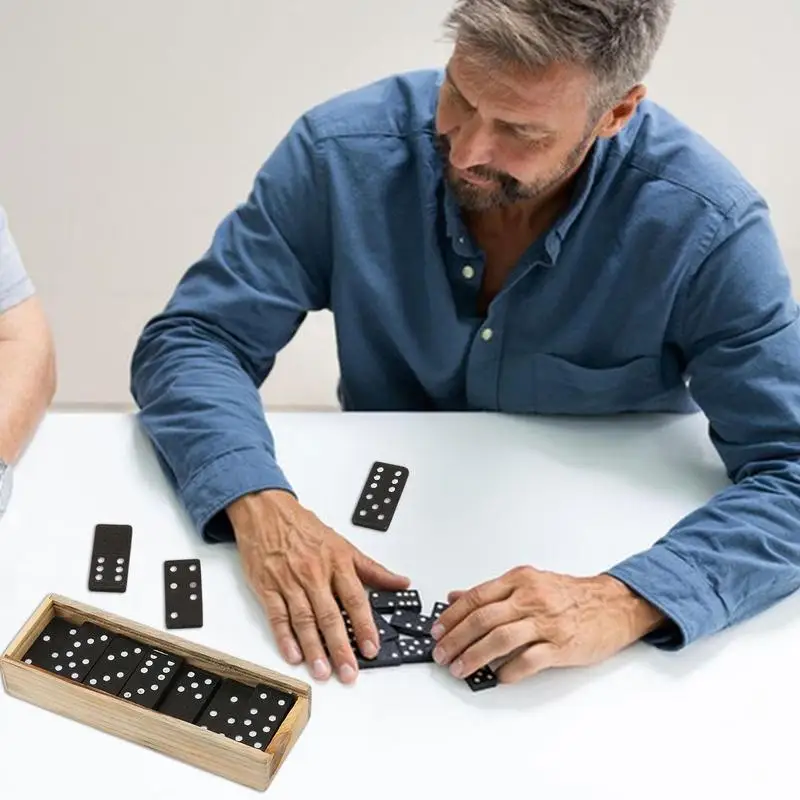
[{"x1": 500, "y1": 353, "x2": 668, "y2": 415}]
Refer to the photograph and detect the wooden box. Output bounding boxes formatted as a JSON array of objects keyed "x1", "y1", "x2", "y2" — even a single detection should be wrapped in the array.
[{"x1": 0, "y1": 594, "x2": 311, "y2": 791}]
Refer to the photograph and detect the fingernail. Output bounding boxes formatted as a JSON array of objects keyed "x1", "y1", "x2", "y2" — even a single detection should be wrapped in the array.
[
  {"x1": 431, "y1": 623, "x2": 445, "y2": 640},
  {"x1": 312, "y1": 658, "x2": 330, "y2": 679},
  {"x1": 433, "y1": 646, "x2": 447, "y2": 665},
  {"x1": 361, "y1": 640, "x2": 378, "y2": 659},
  {"x1": 339, "y1": 663, "x2": 357, "y2": 683},
  {"x1": 449, "y1": 659, "x2": 464, "y2": 678},
  {"x1": 284, "y1": 642, "x2": 302, "y2": 664}
]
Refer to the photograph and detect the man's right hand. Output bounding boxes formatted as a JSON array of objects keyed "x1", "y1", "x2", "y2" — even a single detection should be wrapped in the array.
[{"x1": 226, "y1": 489, "x2": 410, "y2": 684}]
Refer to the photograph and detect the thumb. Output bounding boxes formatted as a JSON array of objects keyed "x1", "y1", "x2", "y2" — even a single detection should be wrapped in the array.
[{"x1": 353, "y1": 550, "x2": 410, "y2": 590}]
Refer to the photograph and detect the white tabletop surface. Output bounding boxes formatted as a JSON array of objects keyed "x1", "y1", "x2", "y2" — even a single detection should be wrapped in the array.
[{"x1": 1, "y1": 410, "x2": 798, "y2": 798}]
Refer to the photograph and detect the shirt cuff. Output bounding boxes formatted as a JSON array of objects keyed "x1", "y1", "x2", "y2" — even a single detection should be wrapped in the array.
[
  {"x1": 606, "y1": 544, "x2": 730, "y2": 650},
  {"x1": 180, "y1": 446, "x2": 295, "y2": 542}
]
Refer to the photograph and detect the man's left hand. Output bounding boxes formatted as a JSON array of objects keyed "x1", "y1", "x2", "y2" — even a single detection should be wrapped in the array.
[{"x1": 431, "y1": 566, "x2": 665, "y2": 684}]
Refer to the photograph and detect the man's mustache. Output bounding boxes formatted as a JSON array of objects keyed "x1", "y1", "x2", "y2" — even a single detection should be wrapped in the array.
[{"x1": 435, "y1": 134, "x2": 515, "y2": 185}]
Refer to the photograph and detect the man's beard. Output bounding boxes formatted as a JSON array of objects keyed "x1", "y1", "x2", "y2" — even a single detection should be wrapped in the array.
[{"x1": 435, "y1": 132, "x2": 592, "y2": 212}]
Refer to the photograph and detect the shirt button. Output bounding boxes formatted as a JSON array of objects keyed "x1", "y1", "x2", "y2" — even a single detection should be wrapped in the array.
[
  {"x1": 462, "y1": 265, "x2": 475, "y2": 280},
  {"x1": 481, "y1": 327, "x2": 494, "y2": 342}
]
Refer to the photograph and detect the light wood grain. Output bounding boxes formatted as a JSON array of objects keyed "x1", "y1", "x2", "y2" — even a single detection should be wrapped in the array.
[{"x1": 0, "y1": 594, "x2": 312, "y2": 791}]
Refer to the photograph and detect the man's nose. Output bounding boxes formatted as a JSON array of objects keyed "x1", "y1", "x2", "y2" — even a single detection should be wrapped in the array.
[{"x1": 447, "y1": 118, "x2": 494, "y2": 171}]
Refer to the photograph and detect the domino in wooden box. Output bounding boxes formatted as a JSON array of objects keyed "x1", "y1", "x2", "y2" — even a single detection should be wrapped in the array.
[{"x1": 0, "y1": 593, "x2": 311, "y2": 792}]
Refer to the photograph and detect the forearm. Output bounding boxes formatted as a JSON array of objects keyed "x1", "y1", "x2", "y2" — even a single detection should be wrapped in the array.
[
  {"x1": 131, "y1": 317, "x2": 294, "y2": 541},
  {"x1": 0, "y1": 328, "x2": 55, "y2": 464},
  {"x1": 608, "y1": 459, "x2": 800, "y2": 649}
]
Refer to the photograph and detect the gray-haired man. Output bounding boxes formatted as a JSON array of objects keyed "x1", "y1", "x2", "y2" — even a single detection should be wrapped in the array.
[
  {"x1": 132, "y1": 1, "x2": 800, "y2": 686},
  {"x1": 0, "y1": 206, "x2": 56, "y2": 515}
]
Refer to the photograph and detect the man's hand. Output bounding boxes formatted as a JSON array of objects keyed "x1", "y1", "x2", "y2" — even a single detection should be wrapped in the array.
[
  {"x1": 430, "y1": 566, "x2": 665, "y2": 684},
  {"x1": 227, "y1": 489, "x2": 410, "y2": 684}
]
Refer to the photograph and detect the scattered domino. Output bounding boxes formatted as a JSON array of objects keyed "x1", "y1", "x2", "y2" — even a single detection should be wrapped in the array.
[
  {"x1": 164, "y1": 559, "x2": 203, "y2": 629},
  {"x1": 88, "y1": 524, "x2": 133, "y2": 593},
  {"x1": 431, "y1": 602, "x2": 449, "y2": 620},
  {"x1": 466, "y1": 665, "x2": 498, "y2": 692},
  {"x1": 351, "y1": 461, "x2": 409, "y2": 532},
  {"x1": 368, "y1": 590, "x2": 422, "y2": 614},
  {"x1": 356, "y1": 639, "x2": 402, "y2": 669},
  {"x1": 398, "y1": 636, "x2": 435, "y2": 664},
  {"x1": 341, "y1": 607, "x2": 398, "y2": 643},
  {"x1": 372, "y1": 611, "x2": 398, "y2": 642},
  {"x1": 388, "y1": 609, "x2": 434, "y2": 637},
  {"x1": 334, "y1": 589, "x2": 498, "y2": 690}
]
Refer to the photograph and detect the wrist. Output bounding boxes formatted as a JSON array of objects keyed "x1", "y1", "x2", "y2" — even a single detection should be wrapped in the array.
[
  {"x1": 226, "y1": 489, "x2": 297, "y2": 535},
  {"x1": 595, "y1": 574, "x2": 666, "y2": 642}
]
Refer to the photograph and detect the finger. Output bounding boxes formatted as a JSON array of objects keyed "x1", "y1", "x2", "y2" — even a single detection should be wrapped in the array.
[
  {"x1": 257, "y1": 589, "x2": 303, "y2": 665},
  {"x1": 284, "y1": 587, "x2": 332, "y2": 681},
  {"x1": 495, "y1": 643, "x2": 560, "y2": 684},
  {"x1": 432, "y1": 600, "x2": 525, "y2": 667},
  {"x1": 433, "y1": 577, "x2": 513, "y2": 640},
  {"x1": 306, "y1": 579, "x2": 360, "y2": 684},
  {"x1": 333, "y1": 567, "x2": 380, "y2": 661},
  {"x1": 447, "y1": 590, "x2": 465, "y2": 603},
  {"x1": 353, "y1": 549, "x2": 410, "y2": 590},
  {"x1": 444, "y1": 619, "x2": 540, "y2": 679}
]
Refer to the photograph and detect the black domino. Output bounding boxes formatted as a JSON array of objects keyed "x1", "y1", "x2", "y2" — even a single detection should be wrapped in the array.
[
  {"x1": 431, "y1": 602, "x2": 449, "y2": 620},
  {"x1": 398, "y1": 636, "x2": 435, "y2": 664},
  {"x1": 164, "y1": 559, "x2": 203, "y2": 629},
  {"x1": 368, "y1": 590, "x2": 422, "y2": 614},
  {"x1": 352, "y1": 462, "x2": 409, "y2": 531},
  {"x1": 356, "y1": 639, "x2": 402, "y2": 669},
  {"x1": 50, "y1": 622, "x2": 114, "y2": 682},
  {"x1": 372, "y1": 611, "x2": 398, "y2": 642},
  {"x1": 119, "y1": 648, "x2": 183, "y2": 709},
  {"x1": 466, "y1": 664, "x2": 498, "y2": 692},
  {"x1": 229, "y1": 684, "x2": 297, "y2": 750},
  {"x1": 156, "y1": 664, "x2": 220, "y2": 723},
  {"x1": 341, "y1": 608, "x2": 398, "y2": 644},
  {"x1": 83, "y1": 635, "x2": 147, "y2": 694},
  {"x1": 388, "y1": 609, "x2": 434, "y2": 637},
  {"x1": 195, "y1": 678, "x2": 254, "y2": 737},
  {"x1": 88, "y1": 524, "x2": 133, "y2": 592},
  {"x1": 22, "y1": 617, "x2": 80, "y2": 670}
]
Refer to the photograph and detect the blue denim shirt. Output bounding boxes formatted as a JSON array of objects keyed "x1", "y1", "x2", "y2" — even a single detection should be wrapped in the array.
[{"x1": 131, "y1": 69, "x2": 800, "y2": 650}]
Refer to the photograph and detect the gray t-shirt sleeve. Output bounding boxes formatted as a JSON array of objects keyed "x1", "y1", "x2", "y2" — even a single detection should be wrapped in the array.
[{"x1": 0, "y1": 206, "x2": 35, "y2": 313}]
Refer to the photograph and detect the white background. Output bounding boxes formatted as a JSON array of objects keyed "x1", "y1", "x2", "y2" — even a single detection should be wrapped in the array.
[{"x1": 0, "y1": 0, "x2": 797, "y2": 409}]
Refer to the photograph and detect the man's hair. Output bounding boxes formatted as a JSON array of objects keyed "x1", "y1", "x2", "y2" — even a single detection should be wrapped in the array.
[{"x1": 443, "y1": 0, "x2": 675, "y2": 115}]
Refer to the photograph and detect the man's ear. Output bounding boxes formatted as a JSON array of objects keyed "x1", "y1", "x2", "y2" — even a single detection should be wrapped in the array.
[{"x1": 595, "y1": 85, "x2": 648, "y2": 139}]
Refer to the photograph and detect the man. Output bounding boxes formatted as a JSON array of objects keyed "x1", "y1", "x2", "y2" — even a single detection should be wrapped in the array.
[
  {"x1": 131, "y1": 0, "x2": 800, "y2": 686},
  {"x1": 0, "y1": 205, "x2": 56, "y2": 515}
]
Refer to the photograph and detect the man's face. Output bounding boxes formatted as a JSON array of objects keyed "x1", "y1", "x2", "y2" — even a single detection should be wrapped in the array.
[{"x1": 435, "y1": 47, "x2": 623, "y2": 211}]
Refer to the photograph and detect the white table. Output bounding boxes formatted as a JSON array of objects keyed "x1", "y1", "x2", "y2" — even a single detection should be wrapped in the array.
[{"x1": 2, "y1": 411, "x2": 798, "y2": 798}]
